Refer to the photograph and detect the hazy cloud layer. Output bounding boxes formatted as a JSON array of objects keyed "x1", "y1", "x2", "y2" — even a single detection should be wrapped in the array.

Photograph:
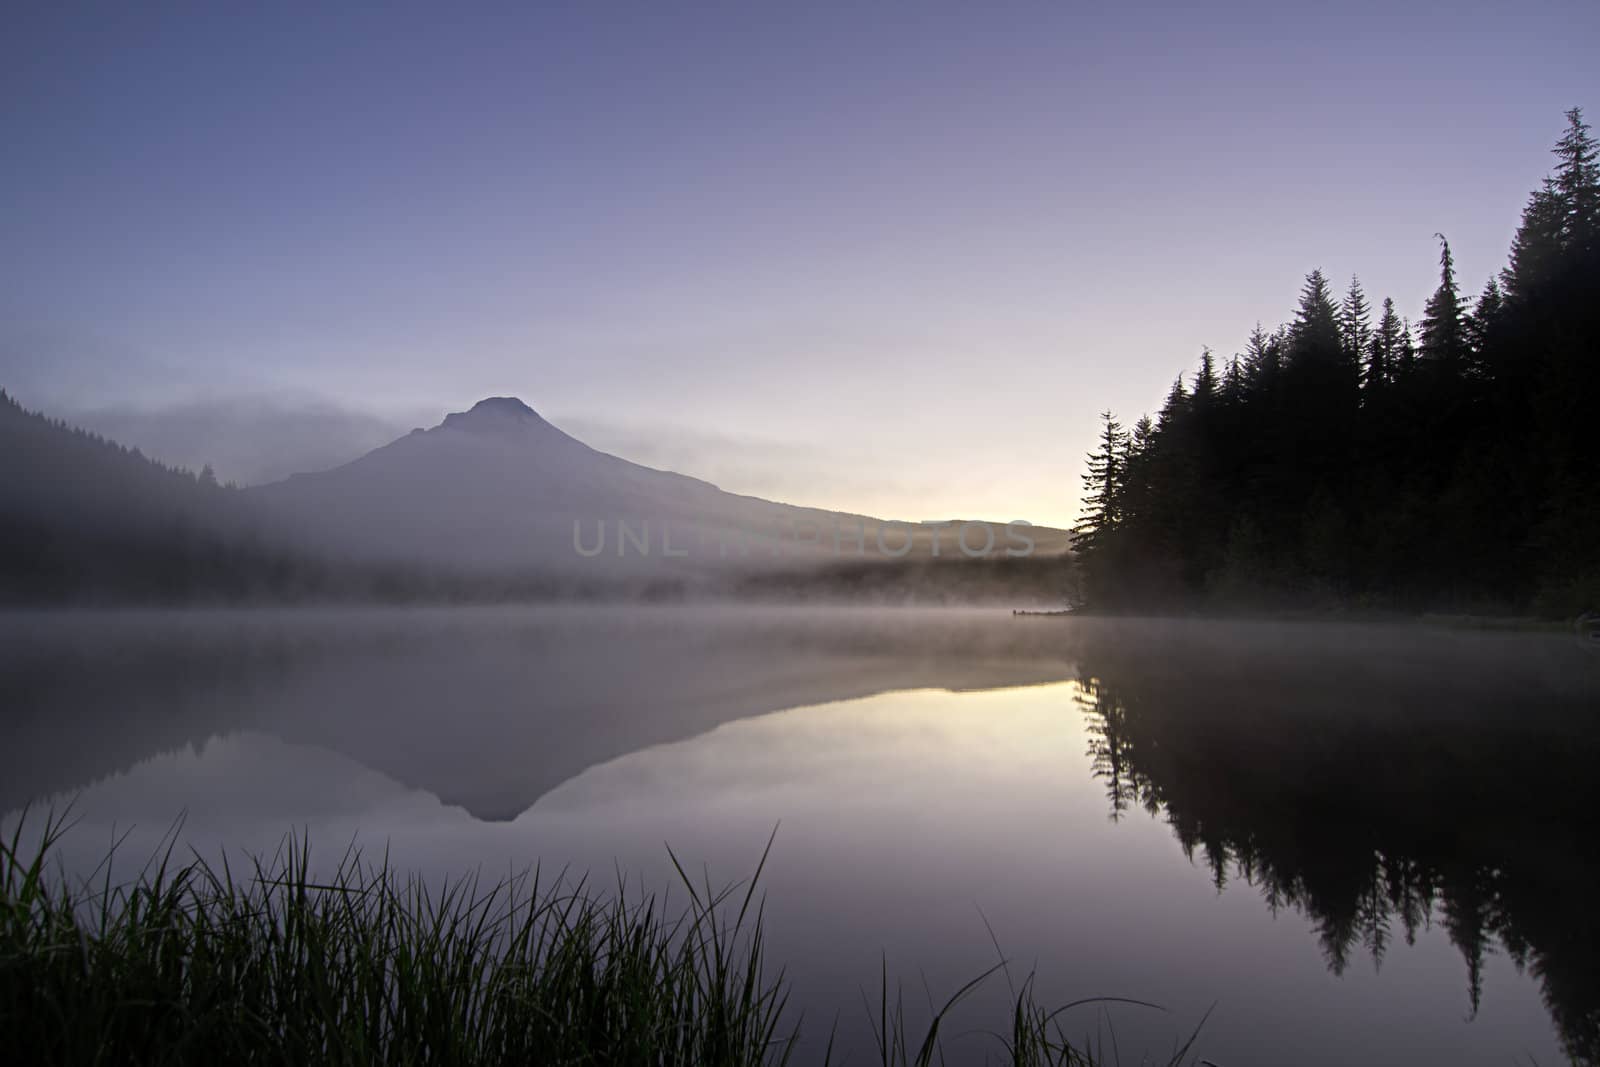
[
  {"x1": 553, "y1": 415, "x2": 947, "y2": 518},
  {"x1": 65, "y1": 393, "x2": 422, "y2": 486}
]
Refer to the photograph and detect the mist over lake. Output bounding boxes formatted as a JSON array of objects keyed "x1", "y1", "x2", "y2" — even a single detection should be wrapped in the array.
[
  {"x1": 7, "y1": 607, "x2": 1596, "y2": 1065},
  {"x1": 6, "y1": 4, "x2": 1599, "y2": 1063}
]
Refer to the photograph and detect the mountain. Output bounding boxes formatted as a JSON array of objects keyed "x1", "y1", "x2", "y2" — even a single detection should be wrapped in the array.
[
  {"x1": 1, "y1": 388, "x2": 1070, "y2": 602},
  {"x1": 249, "y1": 397, "x2": 1069, "y2": 581}
]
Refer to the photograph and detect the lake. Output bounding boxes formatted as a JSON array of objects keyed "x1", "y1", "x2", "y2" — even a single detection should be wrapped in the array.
[{"x1": 3, "y1": 607, "x2": 1596, "y2": 1065}]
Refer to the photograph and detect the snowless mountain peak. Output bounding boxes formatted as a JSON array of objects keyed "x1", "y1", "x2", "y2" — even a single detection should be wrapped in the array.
[
  {"x1": 468, "y1": 396, "x2": 538, "y2": 417},
  {"x1": 439, "y1": 396, "x2": 550, "y2": 434}
]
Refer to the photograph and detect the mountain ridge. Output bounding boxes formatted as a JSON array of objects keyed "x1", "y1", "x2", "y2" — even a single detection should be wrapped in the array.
[
  {"x1": 2, "y1": 387, "x2": 1071, "y2": 602},
  {"x1": 252, "y1": 396, "x2": 1068, "y2": 576}
]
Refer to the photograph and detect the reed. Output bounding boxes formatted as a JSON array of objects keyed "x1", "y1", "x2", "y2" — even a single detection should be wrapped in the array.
[{"x1": 0, "y1": 811, "x2": 1202, "y2": 1066}]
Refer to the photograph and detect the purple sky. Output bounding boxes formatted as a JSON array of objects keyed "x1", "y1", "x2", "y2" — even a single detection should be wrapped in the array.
[{"x1": 3, "y1": 2, "x2": 1595, "y2": 526}]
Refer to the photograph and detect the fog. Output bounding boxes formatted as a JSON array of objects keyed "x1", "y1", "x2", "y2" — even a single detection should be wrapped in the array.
[
  {"x1": 65, "y1": 393, "x2": 415, "y2": 487},
  {"x1": 5, "y1": 605, "x2": 1597, "y2": 1064},
  {"x1": 2, "y1": 389, "x2": 1075, "y2": 605}
]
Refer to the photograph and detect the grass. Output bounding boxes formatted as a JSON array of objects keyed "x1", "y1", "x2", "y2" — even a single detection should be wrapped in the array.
[{"x1": 1, "y1": 811, "x2": 1204, "y2": 1066}]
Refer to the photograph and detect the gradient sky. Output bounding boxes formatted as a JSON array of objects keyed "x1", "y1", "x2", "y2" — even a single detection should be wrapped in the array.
[{"x1": 3, "y1": 2, "x2": 1595, "y2": 527}]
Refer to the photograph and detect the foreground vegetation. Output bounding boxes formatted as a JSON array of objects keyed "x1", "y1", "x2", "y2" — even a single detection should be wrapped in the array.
[{"x1": 0, "y1": 815, "x2": 1200, "y2": 1066}]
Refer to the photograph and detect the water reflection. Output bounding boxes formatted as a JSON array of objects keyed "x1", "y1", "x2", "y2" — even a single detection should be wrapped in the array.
[
  {"x1": 1071, "y1": 619, "x2": 1600, "y2": 1065},
  {"x1": 4, "y1": 609, "x2": 1597, "y2": 1064},
  {"x1": 0, "y1": 607, "x2": 1074, "y2": 819}
]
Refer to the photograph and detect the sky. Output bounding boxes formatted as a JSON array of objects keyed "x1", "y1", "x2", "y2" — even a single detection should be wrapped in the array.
[{"x1": 2, "y1": 2, "x2": 1595, "y2": 528}]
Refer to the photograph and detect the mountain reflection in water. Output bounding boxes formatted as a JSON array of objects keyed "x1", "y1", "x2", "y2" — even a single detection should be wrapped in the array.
[{"x1": 3, "y1": 608, "x2": 1596, "y2": 1064}]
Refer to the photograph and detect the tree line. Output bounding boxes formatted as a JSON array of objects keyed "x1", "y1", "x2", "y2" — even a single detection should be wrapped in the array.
[{"x1": 1072, "y1": 108, "x2": 1600, "y2": 615}]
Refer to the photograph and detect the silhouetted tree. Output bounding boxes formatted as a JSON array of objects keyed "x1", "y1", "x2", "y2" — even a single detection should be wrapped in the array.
[
  {"x1": 1340, "y1": 275, "x2": 1373, "y2": 368},
  {"x1": 1072, "y1": 411, "x2": 1129, "y2": 562},
  {"x1": 1368, "y1": 297, "x2": 1405, "y2": 390},
  {"x1": 1071, "y1": 108, "x2": 1600, "y2": 616},
  {"x1": 1071, "y1": 628, "x2": 1600, "y2": 1062},
  {"x1": 1420, "y1": 234, "x2": 1468, "y2": 374}
]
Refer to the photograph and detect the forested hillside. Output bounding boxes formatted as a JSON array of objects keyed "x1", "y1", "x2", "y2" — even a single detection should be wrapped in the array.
[
  {"x1": 0, "y1": 389, "x2": 325, "y2": 602},
  {"x1": 0, "y1": 392, "x2": 665, "y2": 604},
  {"x1": 1072, "y1": 109, "x2": 1600, "y2": 616}
]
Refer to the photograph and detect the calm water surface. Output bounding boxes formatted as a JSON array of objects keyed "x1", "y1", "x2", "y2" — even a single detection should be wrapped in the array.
[{"x1": 4, "y1": 607, "x2": 1597, "y2": 1065}]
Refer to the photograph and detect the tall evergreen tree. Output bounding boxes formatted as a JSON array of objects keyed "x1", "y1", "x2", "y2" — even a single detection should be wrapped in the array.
[
  {"x1": 1502, "y1": 181, "x2": 1567, "y2": 306},
  {"x1": 1158, "y1": 375, "x2": 1188, "y2": 429},
  {"x1": 1553, "y1": 107, "x2": 1598, "y2": 253},
  {"x1": 1340, "y1": 275, "x2": 1373, "y2": 367},
  {"x1": 1396, "y1": 317, "x2": 1417, "y2": 378},
  {"x1": 1291, "y1": 270, "x2": 1344, "y2": 356},
  {"x1": 1192, "y1": 348, "x2": 1218, "y2": 409},
  {"x1": 1223, "y1": 356, "x2": 1245, "y2": 405},
  {"x1": 1466, "y1": 278, "x2": 1504, "y2": 371},
  {"x1": 1282, "y1": 270, "x2": 1359, "y2": 488},
  {"x1": 1368, "y1": 297, "x2": 1405, "y2": 391},
  {"x1": 1073, "y1": 411, "x2": 1129, "y2": 557},
  {"x1": 1242, "y1": 323, "x2": 1282, "y2": 391},
  {"x1": 1420, "y1": 234, "x2": 1468, "y2": 372},
  {"x1": 1070, "y1": 107, "x2": 1600, "y2": 615}
]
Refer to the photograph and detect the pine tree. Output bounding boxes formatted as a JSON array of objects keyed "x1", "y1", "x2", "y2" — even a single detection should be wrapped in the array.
[
  {"x1": 1069, "y1": 108, "x2": 1600, "y2": 614},
  {"x1": 1129, "y1": 415, "x2": 1155, "y2": 453},
  {"x1": 1242, "y1": 323, "x2": 1282, "y2": 391},
  {"x1": 1419, "y1": 234, "x2": 1467, "y2": 372},
  {"x1": 1466, "y1": 278, "x2": 1503, "y2": 370},
  {"x1": 1340, "y1": 276, "x2": 1373, "y2": 367},
  {"x1": 1291, "y1": 270, "x2": 1344, "y2": 358},
  {"x1": 1502, "y1": 181, "x2": 1567, "y2": 305},
  {"x1": 1192, "y1": 348, "x2": 1218, "y2": 409},
  {"x1": 1534, "y1": 108, "x2": 1600, "y2": 609},
  {"x1": 1158, "y1": 375, "x2": 1188, "y2": 429},
  {"x1": 1368, "y1": 297, "x2": 1405, "y2": 391},
  {"x1": 1397, "y1": 317, "x2": 1417, "y2": 378},
  {"x1": 1282, "y1": 270, "x2": 1360, "y2": 489},
  {"x1": 1553, "y1": 107, "x2": 1599, "y2": 253},
  {"x1": 1223, "y1": 356, "x2": 1245, "y2": 404},
  {"x1": 1289, "y1": 269, "x2": 1360, "y2": 405},
  {"x1": 1073, "y1": 411, "x2": 1129, "y2": 555},
  {"x1": 1118, "y1": 415, "x2": 1157, "y2": 537}
]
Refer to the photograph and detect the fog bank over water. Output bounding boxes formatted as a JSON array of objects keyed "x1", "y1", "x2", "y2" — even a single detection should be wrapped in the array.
[
  {"x1": 6, "y1": 607, "x2": 1595, "y2": 820},
  {"x1": 5, "y1": 606, "x2": 1596, "y2": 1064}
]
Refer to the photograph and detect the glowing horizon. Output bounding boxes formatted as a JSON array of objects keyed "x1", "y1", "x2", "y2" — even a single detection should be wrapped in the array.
[{"x1": 3, "y1": 3, "x2": 1594, "y2": 529}]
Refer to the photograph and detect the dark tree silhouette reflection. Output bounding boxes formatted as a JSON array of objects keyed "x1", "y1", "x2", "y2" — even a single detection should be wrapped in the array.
[{"x1": 1072, "y1": 623, "x2": 1600, "y2": 1064}]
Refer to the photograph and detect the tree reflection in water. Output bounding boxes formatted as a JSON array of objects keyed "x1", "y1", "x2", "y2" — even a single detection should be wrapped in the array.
[{"x1": 1073, "y1": 625, "x2": 1599, "y2": 1065}]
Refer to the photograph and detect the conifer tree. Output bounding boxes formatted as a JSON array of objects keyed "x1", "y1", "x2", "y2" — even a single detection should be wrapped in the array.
[
  {"x1": 1397, "y1": 317, "x2": 1417, "y2": 378},
  {"x1": 1223, "y1": 356, "x2": 1245, "y2": 404},
  {"x1": 1242, "y1": 323, "x2": 1281, "y2": 391},
  {"x1": 1282, "y1": 270, "x2": 1359, "y2": 486},
  {"x1": 1420, "y1": 235, "x2": 1467, "y2": 372},
  {"x1": 1340, "y1": 276, "x2": 1373, "y2": 367},
  {"x1": 1553, "y1": 107, "x2": 1598, "y2": 252},
  {"x1": 1502, "y1": 181, "x2": 1567, "y2": 306},
  {"x1": 1192, "y1": 348, "x2": 1218, "y2": 409},
  {"x1": 1368, "y1": 297, "x2": 1405, "y2": 391},
  {"x1": 1158, "y1": 375, "x2": 1188, "y2": 429},
  {"x1": 1073, "y1": 411, "x2": 1129, "y2": 556},
  {"x1": 1291, "y1": 270, "x2": 1344, "y2": 358},
  {"x1": 1466, "y1": 278, "x2": 1504, "y2": 370},
  {"x1": 1069, "y1": 108, "x2": 1600, "y2": 615}
]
